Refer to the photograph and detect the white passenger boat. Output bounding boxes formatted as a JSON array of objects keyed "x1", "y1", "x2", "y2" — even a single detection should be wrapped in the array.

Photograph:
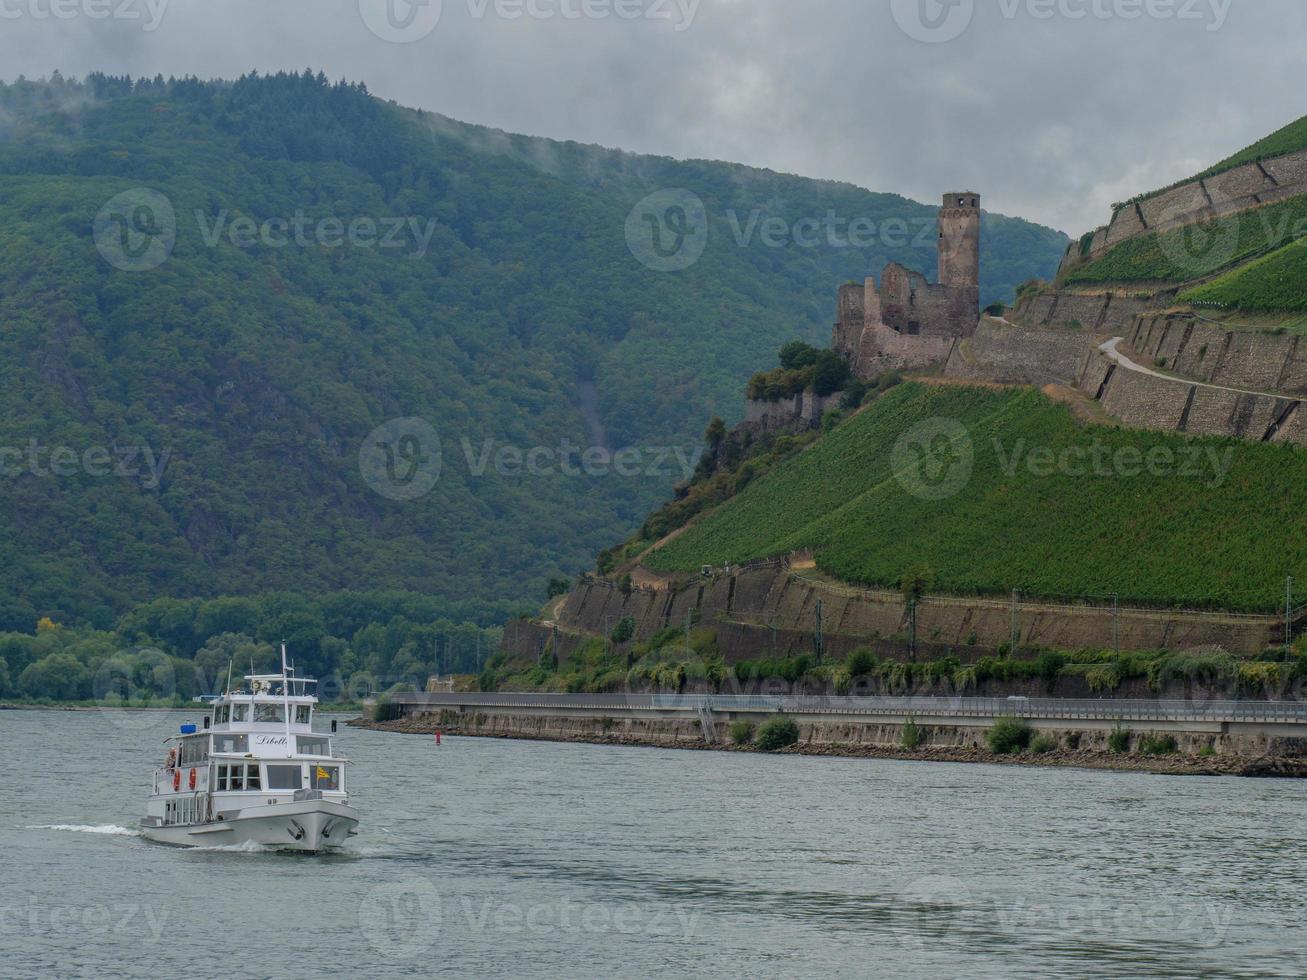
[{"x1": 140, "y1": 648, "x2": 359, "y2": 852}]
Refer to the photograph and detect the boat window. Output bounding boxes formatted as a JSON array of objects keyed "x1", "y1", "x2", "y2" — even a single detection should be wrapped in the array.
[
  {"x1": 231, "y1": 705, "x2": 249, "y2": 722},
  {"x1": 297, "y1": 736, "x2": 329, "y2": 756},
  {"x1": 216, "y1": 763, "x2": 260, "y2": 791},
  {"x1": 266, "y1": 765, "x2": 302, "y2": 791},
  {"x1": 179, "y1": 737, "x2": 209, "y2": 767},
  {"x1": 310, "y1": 765, "x2": 341, "y2": 792},
  {"x1": 295, "y1": 705, "x2": 311, "y2": 725},
  {"x1": 254, "y1": 703, "x2": 285, "y2": 723},
  {"x1": 213, "y1": 734, "x2": 248, "y2": 754}
]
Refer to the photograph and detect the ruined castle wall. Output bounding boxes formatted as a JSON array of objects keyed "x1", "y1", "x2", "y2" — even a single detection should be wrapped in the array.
[
  {"x1": 852, "y1": 322, "x2": 955, "y2": 378},
  {"x1": 832, "y1": 282, "x2": 865, "y2": 359},
  {"x1": 743, "y1": 392, "x2": 838, "y2": 432}
]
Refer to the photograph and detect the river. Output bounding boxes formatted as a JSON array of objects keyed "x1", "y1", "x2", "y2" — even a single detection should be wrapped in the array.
[{"x1": 2, "y1": 708, "x2": 1304, "y2": 978}]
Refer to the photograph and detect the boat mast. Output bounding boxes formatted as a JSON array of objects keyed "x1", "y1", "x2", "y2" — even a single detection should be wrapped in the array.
[{"x1": 281, "y1": 640, "x2": 292, "y2": 744}]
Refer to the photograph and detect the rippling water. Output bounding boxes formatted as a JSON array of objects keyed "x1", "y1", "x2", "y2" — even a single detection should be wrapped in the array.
[{"x1": 3, "y1": 708, "x2": 1306, "y2": 978}]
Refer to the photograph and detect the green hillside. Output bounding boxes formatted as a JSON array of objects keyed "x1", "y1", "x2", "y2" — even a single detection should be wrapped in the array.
[
  {"x1": 644, "y1": 383, "x2": 1307, "y2": 611},
  {"x1": 0, "y1": 72, "x2": 1068, "y2": 628},
  {"x1": 1181, "y1": 237, "x2": 1307, "y2": 312}
]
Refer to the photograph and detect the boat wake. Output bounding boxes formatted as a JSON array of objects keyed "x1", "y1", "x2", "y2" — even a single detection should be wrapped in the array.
[
  {"x1": 28, "y1": 824, "x2": 141, "y2": 837},
  {"x1": 186, "y1": 840, "x2": 273, "y2": 854}
]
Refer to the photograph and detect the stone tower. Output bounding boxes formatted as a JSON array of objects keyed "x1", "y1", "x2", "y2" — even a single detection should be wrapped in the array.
[{"x1": 938, "y1": 192, "x2": 980, "y2": 288}]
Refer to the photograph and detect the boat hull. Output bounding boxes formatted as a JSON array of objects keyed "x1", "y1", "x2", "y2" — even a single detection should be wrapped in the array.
[{"x1": 141, "y1": 799, "x2": 359, "y2": 853}]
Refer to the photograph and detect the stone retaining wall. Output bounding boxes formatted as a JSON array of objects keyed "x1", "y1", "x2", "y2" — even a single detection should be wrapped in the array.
[
  {"x1": 945, "y1": 319, "x2": 1092, "y2": 384},
  {"x1": 1129, "y1": 315, "x2": 1307, "y2": 395},
  {"x1": 1060, "y1": 150, "x2": 1307, "y2": 275},
  {"x1": 552, "y1": 568, "x2": 1280, "y2": 657}
]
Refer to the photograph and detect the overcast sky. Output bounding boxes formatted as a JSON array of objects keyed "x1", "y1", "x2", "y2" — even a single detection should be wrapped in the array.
[{"x1": 2, "y1": 0, "x2": 1304, "y2": 234}]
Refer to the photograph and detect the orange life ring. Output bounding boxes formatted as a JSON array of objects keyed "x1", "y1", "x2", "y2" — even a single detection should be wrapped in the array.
[
  {"x1": 189, "y1": 768, "x2": 197, "y2": 791},
  {"x1": 172, "y1": 769, "x2": 181, "y2": 792}
]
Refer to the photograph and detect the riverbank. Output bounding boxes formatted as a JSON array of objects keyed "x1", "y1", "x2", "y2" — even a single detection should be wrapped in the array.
[{"x1": 352, "y1": 711, "x2": 1307, "y2": 778}]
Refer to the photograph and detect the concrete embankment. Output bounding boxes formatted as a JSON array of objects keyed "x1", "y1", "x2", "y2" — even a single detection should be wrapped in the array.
[{"x1": 354, "y1": 694, "x2": 1307, "y2": 778}]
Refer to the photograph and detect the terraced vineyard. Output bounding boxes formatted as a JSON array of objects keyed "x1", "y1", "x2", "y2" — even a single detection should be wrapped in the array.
[
  {"x1": 1181, "y1": 236, "x2": 1307, "y2": 312},
  {"x1": 644, "y1": 383, "x2": 1307, "y2": 611},
  {"x1": 1064, "y1": 195, "x2": 1307, "y2": 285}
]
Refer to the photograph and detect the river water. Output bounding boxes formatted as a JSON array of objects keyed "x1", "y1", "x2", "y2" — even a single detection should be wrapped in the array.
[{"x1": 2, "y1": 708, "x2": 1305, "y2": 978}]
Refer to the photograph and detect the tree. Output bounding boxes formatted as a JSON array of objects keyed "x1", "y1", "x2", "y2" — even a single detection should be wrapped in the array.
[
  {"x1": 0, "y1": 597, "x2": 36, "y2": 634},
  {"x1": 546, "y1": 577, "x2": 571, "y2": 599},
  {"x1": 703, "y1": 417, "x2": 727, "y2": 451},
  {"x1": 19, "y1": 653, "x2": 89, "y2": 700},
  {"x1": 812, "y1": 350, "x2": 852, "y2": 397},
  {"x1": 778, "y1": 340, "x2": 820, "y2": 370}
]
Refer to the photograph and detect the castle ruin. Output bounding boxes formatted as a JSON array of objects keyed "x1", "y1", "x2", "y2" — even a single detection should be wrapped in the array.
[{"x1": 833, "y1": 192, "x2": 982, "y2": 378}]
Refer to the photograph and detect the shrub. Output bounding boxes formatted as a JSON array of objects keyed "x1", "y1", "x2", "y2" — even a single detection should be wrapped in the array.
[
  {"x1": 846, "y1": 648, "x2": 878, "y2": 678},
  {"x1": 901, "y1": 717, "x2": 922, "y2": 750},
  {"x1": 610, "y1": 617, "x2": 636, "y2": 644},
  {"x1": 729, "y1": 720, "x2": 756, "y2": 745},
  {"x1": 1030, "y1": 734, "x2": 1058, "y2": 755},
  {"x1": 1108, "y1": 726, "x2": 1131, "y2": 753},
  {"x1": 987, "y1": 716, "x2": 1033, "y2": 755},
  {"x1": 1033, "y1": 651, "x2": 1067, "y2": 688},
  {"x1": 756, "y1": 716, "x2": 800, "y2": 751},
  {"x1": 1197, "y1": 745, "x2": 1216, "y2": 758},
  {"x1": 1140, "y1": 733, "x2": 1179, "y2": 756},
  {"x1": 1064, "y1": 731, "x2": 1082, "y2": 750},
  {"x1": 371, "y1": 694, "x2": 397, "y2": 723}
]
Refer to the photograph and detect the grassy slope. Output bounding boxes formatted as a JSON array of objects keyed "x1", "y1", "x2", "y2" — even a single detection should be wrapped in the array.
[
  {"x1": 1181, "y1": 236, "x2": 1307, "y2": 312},
  {"x1": 645, "y1": 383, "x2": 1307, "y2": 611}
]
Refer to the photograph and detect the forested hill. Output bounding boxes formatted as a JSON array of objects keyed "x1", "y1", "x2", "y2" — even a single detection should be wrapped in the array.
[{"x1": 0, "y1": 71, "x2": 1068, "y2": 628}]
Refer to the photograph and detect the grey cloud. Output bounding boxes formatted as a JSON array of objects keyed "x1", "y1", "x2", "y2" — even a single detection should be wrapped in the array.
[{"x1": 1, "y1": 0, "x2": 1303, "y2": 234}]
